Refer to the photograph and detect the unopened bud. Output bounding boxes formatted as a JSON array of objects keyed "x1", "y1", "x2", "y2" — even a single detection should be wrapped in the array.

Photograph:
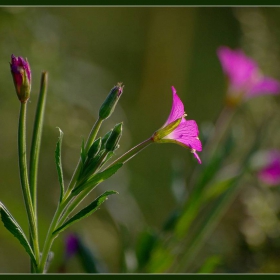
[
  {"x1": 87, "y1": 138, "x2": 102, "y2": 159},
  {"x1": 101, "y1": 130, "x2": 113, "y2": 149},
  {"x1": 99, "y1": 83, "x2": 123, "y2": 120},
  {"x1": 105, "y1": 123, "x2": 123, "y2": 151},
  {"x1": 10, "y1": 54, "x2": 31, "y2": 103}
]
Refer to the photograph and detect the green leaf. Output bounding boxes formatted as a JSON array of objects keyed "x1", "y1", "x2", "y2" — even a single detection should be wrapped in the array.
[
  {"x1": 0, "y1": 202, "x2": 36, "y2": 265},
  {"x1": 136, "y1": 229, "x2": 158, "y2": 270},
  {"x1": 55, "y1": 127, "x2": 65, "y2": 202},
  {"x1": 72, "y1": 163, "x2": 123, "y2": 196},
  {"x1": 76, "y1": 234, "x2": 106, "y2": 273},
  {"x1": 52, "y1": 191, "x2": 118, "y2": 236},
  {"x1": 80, "y1": 138, "x2": 86, "y2": 165}
]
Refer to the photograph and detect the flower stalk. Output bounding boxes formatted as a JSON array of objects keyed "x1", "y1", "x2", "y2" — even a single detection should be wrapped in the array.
[{"x1": 18, "y1": 102, "x2": 40, "y2": 271}]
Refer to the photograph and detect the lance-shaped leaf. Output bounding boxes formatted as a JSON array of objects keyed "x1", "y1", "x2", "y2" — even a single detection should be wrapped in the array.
[
  {"x1": 55, "y1": 127, "x2": 64, "y2": 202},
  {"x1": 80, "y1": 138, "x2": 86, "y2": 165},
  {"x1": 72, "y1": 163, "x2": 123, "y2": 196},
  {"x1": 0, "y1": 202, "x2": 36, "y2": 265},
  {"x1": 52, "y1": 191, "x2": 118, "y2": 236}
]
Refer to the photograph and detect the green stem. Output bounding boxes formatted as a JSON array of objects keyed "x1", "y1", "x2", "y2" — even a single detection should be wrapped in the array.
[
  {"x1": 107, "y1": 137, "x2": 153, "y2": 167},
  {"x1": 18, "y1": 102, "x2": 40, "y2": 271},
  {"x1": 37, "y1": 196, "x2": 72, "y2": 273},
  {"x1": 64, "y1": 118, "x2": 103, "y2": 198}
]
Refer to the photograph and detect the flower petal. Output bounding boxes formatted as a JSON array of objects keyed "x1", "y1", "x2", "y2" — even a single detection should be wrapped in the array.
[
  {"x1": 192, "y1": 149, "x2": 202, "y2": 164},
  {"x1": 165, "y1": 120, "x2": 202, "y2": 152},
  {"x1": 247, "y1": 77, "x2": 280, "y2": 97},
  {"x1": 217, "y1": 46, "x2": 259, "y2": 92},
  {"x1": 164, "y1": 86, "x2": 185, "y2": 126}
]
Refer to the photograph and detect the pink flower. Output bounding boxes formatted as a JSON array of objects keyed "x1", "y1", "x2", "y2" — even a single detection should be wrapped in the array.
[
  {"x1": 10, "y1": 54, "x2": 31, "y2": 103},
  {"x1": 217, "y1": 46, "x2": 280, "y2": 105},
  {"x1": 257, "y1": 150, "x2": 280, "y2": 186},
  {"x1": 152, "y1": 86, "x2": 202, "y2": 164}
]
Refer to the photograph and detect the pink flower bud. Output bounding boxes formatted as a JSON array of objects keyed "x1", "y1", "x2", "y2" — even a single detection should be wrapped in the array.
[{"x1": 10, "y1": 54, "x2": 31, "y2": 103}]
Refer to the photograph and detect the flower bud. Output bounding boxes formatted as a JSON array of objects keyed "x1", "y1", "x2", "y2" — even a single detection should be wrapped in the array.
[
  {"x1": 10, "y1": 54, "x2": 31, "y2": 103},
  {"x1": 87, "y1": 137, "x2": 102, "y2": 159},
  {"x1": 105, "y1": 123, "x2": 123, "y2": 151},
  {"x1": 101, "y1": 130, "x2": 113, "y2": 149},
  {"x1": 99, "y1": 83, "x2": 123, "y2": 120}
]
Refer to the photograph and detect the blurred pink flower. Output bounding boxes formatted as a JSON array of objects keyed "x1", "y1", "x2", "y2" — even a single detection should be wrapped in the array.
[
  {"x1": 258, "y1": 150, "x2": 280, "y2": 186},
  {"x1": 217, "y1": 46, "x2": 280, "y2": 105},
  {"x1": 152, "y1": 86, "x2": 202, "y2": 164}
]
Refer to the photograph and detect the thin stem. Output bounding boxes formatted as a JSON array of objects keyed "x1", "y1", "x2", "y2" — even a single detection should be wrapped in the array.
[
  {"x1": 18, "y1": 102, "x2": 40, "y2": 270},
  {"x1": 64, "y1": 118, "x2": 103, "y2": 198},
  {"x1": 107, "y1": 137, "x2": 153, "y2": 167},
  {"x1": 37, "y1": 196, "x2": 72, "y2": 273}
]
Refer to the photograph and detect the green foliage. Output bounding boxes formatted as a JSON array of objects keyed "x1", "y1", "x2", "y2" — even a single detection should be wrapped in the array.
[
  {"x1": 55, "y1": 127, "x2": 64, "y2": 203},
  {"x1": 72, "y1": 163, "x2": 123, "y2": 196},
  {"x1": 52, "y1": 191, "x2": 118, "y2": 236},
  {"x1": 0, "y1": 202, "x2": 36, "y2": 265},
  {"x1": 135, "y1": 229, "x2": 158, "y2": 270}
]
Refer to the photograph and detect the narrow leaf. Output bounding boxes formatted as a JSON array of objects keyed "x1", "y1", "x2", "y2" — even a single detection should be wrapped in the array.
[
  {"x1": 55, "y1": 127, "x2": 64, "y2": 202},
  {"x1": 29, "y1": 71, "x2": 48, "y2": 206},
  {"x1": 53, "y1": 191, "x2": 118, "y2": 236},
  {"x1": 0, "y1": 202, "x2": 36, "y2": 265},
  {"x1": 72, "y1": 163, "x2": 123, "y2": 196},
  {"x1": 80, "y1": 138, "x2": 86, "y2": 165}
]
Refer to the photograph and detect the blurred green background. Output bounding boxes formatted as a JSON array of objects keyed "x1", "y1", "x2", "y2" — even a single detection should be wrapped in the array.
[{"x1": 1, "y1": 6, "x2": 280, "y2": 273}]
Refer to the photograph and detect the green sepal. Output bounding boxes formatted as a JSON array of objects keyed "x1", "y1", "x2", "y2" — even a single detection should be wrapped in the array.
[
  {"x1": 0, "y1": 202, "x2": 36, "y2": 265},
  {"x1": 79, "y1": 150, "x2": 106, "y2": 182},
  {"x1": 152, "y1": 117, "x2": 182, "y2": 141},
  {"x1": 105, "y1": 123, "x2": 123, "y2": 151},
  {"x1": 72, "y1": 163, "x2": 123, "y2": 196},
  {"x1": 52, "y1": 191, "x2": 118, "y2": 236},
  {"x1": 101, "y1": 130, "x2": 112, "y2": 149},
  {"x1": 55, "y1": 127, "x2": 65, "y2": 202},
  {"x1": 87, "y1": 137, "x2": 102, "y2": 159}
]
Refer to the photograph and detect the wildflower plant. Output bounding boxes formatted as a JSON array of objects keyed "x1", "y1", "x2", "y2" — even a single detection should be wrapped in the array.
[
  {"x1": 128, "y1": 46, "x2": 280, "y2": 273},
  {"x1": 0, "y1": 55, "x2": 202, "y2": 273}
]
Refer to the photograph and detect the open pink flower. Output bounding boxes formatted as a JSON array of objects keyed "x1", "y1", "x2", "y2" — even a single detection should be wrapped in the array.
[
  {"x1": 217, "y1": 46, "x2": 280, "y2": 104},
  {"x1": 258, "y1": 150, "x2": 280, "y2": 186},
  {"x1": 152, "y1": 86, "x2": 202, "y2": 164}
]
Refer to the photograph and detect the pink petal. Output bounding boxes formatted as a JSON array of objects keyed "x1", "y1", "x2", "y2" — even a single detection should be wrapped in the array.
[
  {"x1": 165, "y1": 120, "x2": 202, "y2": 152},
  {"x1": 192, "y1": 150, "x2": 202, "y2": 164},
  {"x1": 217, "y1": 46, "x2": 259, "y2": 91},
  {"x1": 247, "y1": 77, "x2": 280, "y2": 97},
  {"x1": 164, "y1": 86, "x2": 185, "y2": 126}
]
